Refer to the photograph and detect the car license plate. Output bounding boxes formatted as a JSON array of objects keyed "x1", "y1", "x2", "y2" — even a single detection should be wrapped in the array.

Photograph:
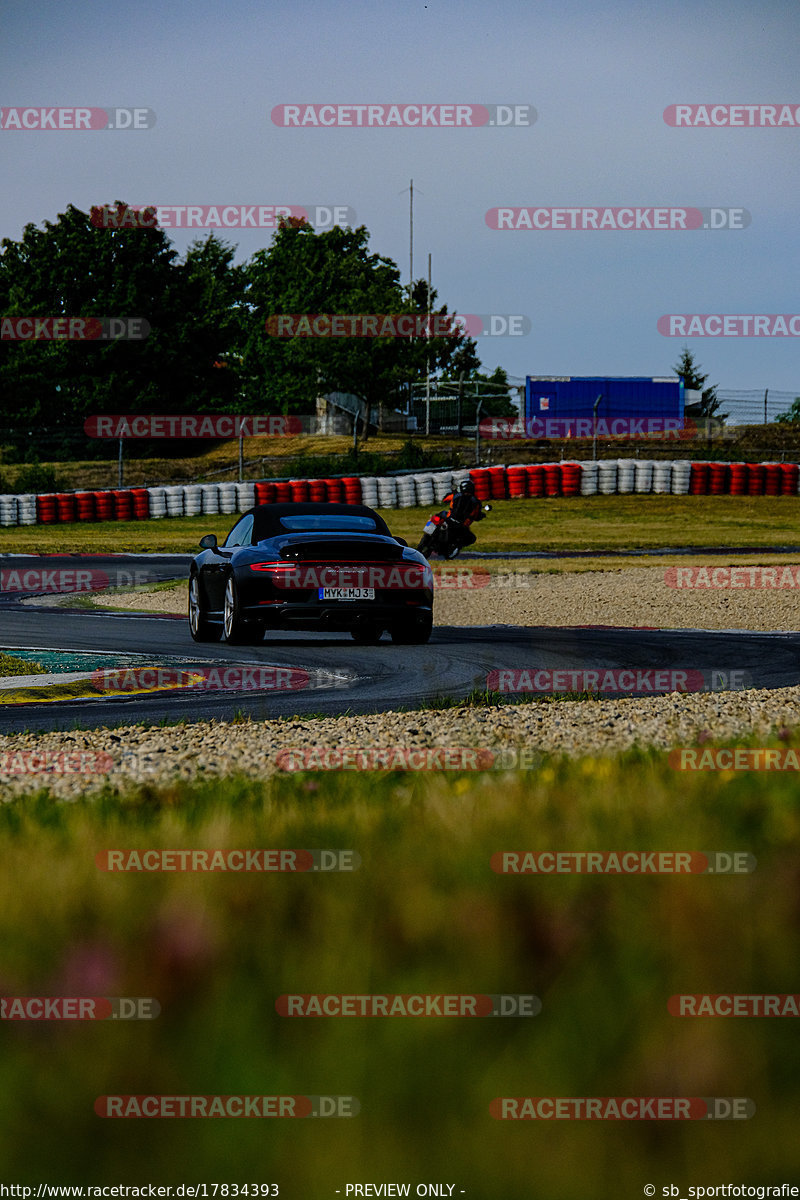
[
  {"x1": 423, "y1": 521, "x2": 436, "y2": 533},
  {"x1": 319, "y1": 587, "x2": 375, "y2": 601}
]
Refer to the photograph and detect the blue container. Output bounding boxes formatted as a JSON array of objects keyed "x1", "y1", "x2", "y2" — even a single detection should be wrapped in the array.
[{"x1": 524, "y1": 376, "x2": 684, "y2": 438}]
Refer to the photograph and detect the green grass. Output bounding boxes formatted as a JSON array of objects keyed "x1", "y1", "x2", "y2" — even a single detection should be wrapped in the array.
[
  {"x1": 0, "y1": 747, "x2": 798, "y2": 1191},
  {"x1": 0, "y1": 652, "x2": 47, "y2": 677},
  {"x1": 4, "y1": 494, "x2": 800, "y2": 555}
]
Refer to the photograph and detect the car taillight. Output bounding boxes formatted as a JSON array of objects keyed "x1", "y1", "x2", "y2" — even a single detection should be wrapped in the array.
[{"x1": 249, "y1": 562, "x2": 286, "y2": 572}]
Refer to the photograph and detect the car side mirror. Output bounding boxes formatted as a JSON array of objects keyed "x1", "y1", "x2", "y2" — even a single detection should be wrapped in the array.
[{"x1": 199, "y1": 534, "x2": 218, "y2": 549}]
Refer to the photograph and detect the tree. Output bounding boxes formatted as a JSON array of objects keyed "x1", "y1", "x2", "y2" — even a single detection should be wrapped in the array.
[
  {"x1": 0, "y1": 205, "x2": 244, "y2": 455},
  {"x1": 672, "y1": 347, "x2": 727, "y2": 422},
  {"x1": 775, "y1": 397, "x2": 800, "y2": 424},
  {"x1": 239, "y1": 219, "x2": 480, "y2": 439}
]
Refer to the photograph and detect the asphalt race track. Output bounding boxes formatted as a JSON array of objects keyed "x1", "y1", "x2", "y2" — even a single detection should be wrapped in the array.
[{"x1": 2, "y1": 554, "x2": 800, "y2": 733}]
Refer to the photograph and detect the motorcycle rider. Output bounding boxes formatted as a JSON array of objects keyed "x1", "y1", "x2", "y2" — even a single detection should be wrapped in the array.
[{"x1": 441, "y1": 478, "x2": 485, "y2": 549}]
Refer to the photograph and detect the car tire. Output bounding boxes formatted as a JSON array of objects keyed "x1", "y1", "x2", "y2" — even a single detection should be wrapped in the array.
[
  {"x1": 188, "y1": 573, "x2": 222, "y2": 642},
  {"x1": 391, "y1": 617, "x2": 433, "y2": 645},
  {"x1": 223, "y1": 575, "x2": 254, "y2": 644}
]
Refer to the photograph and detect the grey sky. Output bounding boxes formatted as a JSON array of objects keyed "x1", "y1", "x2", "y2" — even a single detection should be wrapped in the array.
[{"x1": 2, "y1": 0, "x2": 798, "y2": 389}]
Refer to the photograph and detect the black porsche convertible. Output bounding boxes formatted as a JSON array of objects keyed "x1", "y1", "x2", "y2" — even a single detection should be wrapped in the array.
[{"x1": 188, "y1": 502, "x2": 434, "y2": 645}]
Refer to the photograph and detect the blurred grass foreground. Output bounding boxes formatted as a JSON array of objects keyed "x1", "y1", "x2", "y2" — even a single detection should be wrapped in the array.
[{"x1": 0, "y1": 750, "x2": 798, "y2": 1196}]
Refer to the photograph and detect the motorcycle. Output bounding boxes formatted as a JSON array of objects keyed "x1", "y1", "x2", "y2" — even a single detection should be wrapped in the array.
[{"x1": 416, "y1": 503, "x2": 491, "y2": 560}]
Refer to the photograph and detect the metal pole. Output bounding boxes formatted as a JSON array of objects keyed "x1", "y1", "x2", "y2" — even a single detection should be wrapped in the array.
[
  {"x1": 409, "y1": 179, "x2": 413, "y2": 301},
  {"x1": 475, "y1": 398, "x2": 484, "y2": 464},
  {"x1": 118, "y1": 437, "x2": 123, "y2": 487},
  {"x1": 425, "y1": 252, "x2": 431, "y2": 436},
  {"x1": 457, "y1": 370, "x2": 464, "y2": 438},
  {"x1": 592, "y1": 393, "x2": 603, "y2": 461},
  {"x1": 764, "y1": 387, "x2": 769, "y2": 425},
  {"x1": 238, "y1": 430, "x2": 244, "y2": 482}
]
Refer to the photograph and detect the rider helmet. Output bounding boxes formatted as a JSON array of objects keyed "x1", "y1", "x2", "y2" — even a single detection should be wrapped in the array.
[{"x1": 459, "y1": 479, "x2": 476, "y2": 494}]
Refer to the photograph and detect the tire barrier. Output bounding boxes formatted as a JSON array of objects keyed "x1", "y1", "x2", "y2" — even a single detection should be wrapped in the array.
[{"x1": 6, "y1": 459, "x2": 800, "y2": 526}]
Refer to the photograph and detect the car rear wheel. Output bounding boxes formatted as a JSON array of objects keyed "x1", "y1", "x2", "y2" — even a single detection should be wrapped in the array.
[
  {"x1": 223, "y1": 575, "x2": 254, "y2": 644},
  {"x1": 391, "y1": 617, "x2": 433, "y2": 645},
  {"x1": 189, "y1": 573, "x2": 222, "y2": 642}
]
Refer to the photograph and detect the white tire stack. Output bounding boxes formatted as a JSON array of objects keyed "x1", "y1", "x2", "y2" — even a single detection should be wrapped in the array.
[
  {"x1": 671, "y1": 460, "x2": 692, "y2": 494},
  {"x1": 451, "y1": 469, "x2": 471, "y2": 490},
  {"x1": 183, "y1": 485, "x2": 203, "y2": 517},
  {"x1": 652, "y1": 462, "x2": 673, "y2": 494},
  {"x1": 359, "y1": 477, "x2": 379, "y2": 507},
  {"x1": 164, "y1": 486, "x2": 185, "y2": 517},
  {"x1": 218, "y1": 482, "x2": 238, "y2": 514},
  {"x1": 236, "y1": 482, "x2": 256, "y2": 512},
  {"x1": 0, "y1": 495, "x2": 18, "y2": 526},
  {"x1": 616, "y1": 459, "x2": 636, "y2": 494},
  {"x1": 597, "y1": 460, "x2": 618, "y2": 495},
  {"x1": 17, "y1": 494, "x2": 37, "y2": 525},
  {"x1": 147, "y1": 487, "x2": 167, "y2": 519},
  {"x1": 413, "y1": 473, "x2": 435, "y2": 507},
  {"x1": 432, "y1": 471, "x2": 454, "y2": 502},
  {"x1": 395, "y1": 475, "x2": 418, "y2": 508},
  {"x1": 634, "y1": 460, "x2": 653, "y2": 493},
  {"x1": 201, "y1": 484, "x2": 220, "y2": 514},
  {"x1": 578, "y1": 461, "x2": 599, "y2": 496},
  {"x1": 377, "y1": 476, "x2": 398, "y2": 508}
]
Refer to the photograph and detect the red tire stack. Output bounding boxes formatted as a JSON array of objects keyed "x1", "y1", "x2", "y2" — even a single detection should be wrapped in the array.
[
  {"x1": 689, "y1": 462, "x2": 710, "y2": 495},
  {"x1": 560, "y1": 462, "x2": 582, "y2": 497},
  {"x1": 94, "y1": 491, "x2": 114, "y2": 520},
  {"x1": 308, "y1": 478, "x2": 327, "y2": 502},
  {"x1": 746, "y1": 463, "x2": 765, "y2": 495},
  {"x1": 56, "y1": 492, "x2": 76, "y2": 523},
  {"x1": 290, "y1": 479, "x2": 310, "y2": 503},
  {"x1": 342, "y1": 476, "x2": 362, "y2": 505},
  {"x1": 255, "y1": 482, "x2": 276, "y2": 504},
  {"x1": 274, "y1": 481, "x2": 292, "y2": 502},
  {"x1": 326, "y1": 478, "x2": 344, "y2": 503},
  {"x1": 506, "y1": 465, "x2": 528, "y2": 498},
  {"x1": 75, "y1": 491, "x2": 96, "y2": 521},
  {"x1": 526, "y1": 465, "x2": 545, "y2": 497},
  {"x1": 728, "y1": 463, "x2": 747, "y2": 495},
  {"x1": 780, "y1": 463, "x2": 799, "y2": 495},
  {"x1": 488, "y1": 466, "x2": 507, "y2": 500},
  {"x1": 37, "y1": 494, "x2": 57, "y2": 523},
  {"x1": 543, "y1": 464, "x2": 562, "y2": 497},
  {"x1": 708, "y1": 463, "x2": 729, "y2": 494},
  {"x1": 469, "y1": 469, "x2": 491, "y2": 500},
  {"x1": 113, "y1": 490, "x2": 134, "y2": 520},
  {"x1": 131, "y1": 488, "x2": 149, "y2": 519},
  {"x1": 763, "y1": 463, "x2": 782, "y2": 496}
]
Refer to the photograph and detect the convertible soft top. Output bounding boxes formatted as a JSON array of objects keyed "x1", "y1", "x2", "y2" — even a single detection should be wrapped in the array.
[{"x1": 248, "y1": 502, "x2": 393, "y2": 542}]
